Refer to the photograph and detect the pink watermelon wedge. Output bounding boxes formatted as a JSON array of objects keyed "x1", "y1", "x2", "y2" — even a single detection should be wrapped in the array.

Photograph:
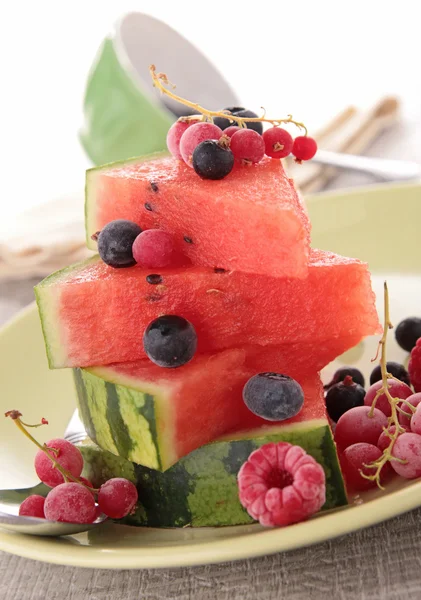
[
  {"x1": 35, "y1": 249, "x2": 379, "y2": 369},
  {"x1": 75, "y1": 347, "x2": 327, "y2": 470},
  {"x1": 85, "y1": 155, "x2": 310, "y2": 278}
]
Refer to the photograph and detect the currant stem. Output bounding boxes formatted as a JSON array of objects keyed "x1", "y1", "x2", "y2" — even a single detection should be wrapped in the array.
[
  {"x1": 361, "y1": 282, "x2": 407, "y2": 488},
  {"x1": 6, "y1": 414, "x2": 98, "y2": 492},
  {"x1": 149, "y1": 65, "x2": 308, "y2": 135}
]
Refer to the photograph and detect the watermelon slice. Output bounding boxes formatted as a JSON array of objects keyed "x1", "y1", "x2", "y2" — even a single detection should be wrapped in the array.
[
  {"x1": 75, "y1": 346, "x2": 341, "y2": 471},
  {"x1": 85, "y1": 155, "x2": 310, "y2": 278},
  {"x1": 78, "y1": 400, "x2": 347, "y2": 527},
  {"x1": 35, "y1": 249, "x2": 379, "y2": 369}
]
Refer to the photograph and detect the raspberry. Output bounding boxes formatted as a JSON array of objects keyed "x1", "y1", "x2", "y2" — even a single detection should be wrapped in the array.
[
  {"x1": 409, "y1": 338, "x2": 421, "y2": 392},
  {"x1": 237, "y1": 442, "x2": 326, "y2": 527}
]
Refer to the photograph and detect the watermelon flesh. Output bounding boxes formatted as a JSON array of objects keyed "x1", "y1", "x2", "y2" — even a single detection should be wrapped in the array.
[
  {"x1": 35, "y1": 249, "x2": 380, "y2": 369},
  {"x1": 76, "y1": 344, "x2": 341, "y2": 471},
  {"x1": 78, "y1": 390, "x2": 347, "y2": 527},
  {"x1": 85, "y1": 156, "x2": 311, "y2": 278}
]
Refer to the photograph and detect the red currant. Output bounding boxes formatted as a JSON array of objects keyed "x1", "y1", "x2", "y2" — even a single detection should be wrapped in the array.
[
  {"x1": 19, "y1": 495, "x2": 46, "y2": 519},
  {"x1": 340, "y1": 443, "x2": 386, "y2": 491},
  {"x1": 262, "y1": 128, "x2": 293, "y2": 159},
  {"x1": 44, "y1": 483, "x2": 96, "y2": 523},
  {"x1": 335, "y1": 406, "x2": 388, "y2": 450},
  {"x1": 292, "y1": 136, "x2": 317, "y2": 162},
  {"x1": 224, "y1": 125, "x2": 241, "y2": 138},
  {"x1": 391, "y1": 433, "x2": 421, "y2": 479},
  {"x1": 364, "y1": 379, "x2": 412, "y2": 417},
  {"x1": 179, "y1": 122, "x2": 223, "y2": 166},
  {"x1": 98, "y1": 478, "x2": 138, "y2": 519},
  {"x1": 34, "y1": 438, "x2": 84, "y2": 488},
  {"x1": 166, "y1": 120, "x2": 194, "y2": 159},
  {"x1": 230, "y1": 129, "x2": 265, "y2": 164},
  {"x1": 132, "y1": 229, "x2": 181, "y2": 269}
]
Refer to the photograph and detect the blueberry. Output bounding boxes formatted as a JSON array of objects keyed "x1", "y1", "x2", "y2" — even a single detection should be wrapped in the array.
[
  {"x1": 324, "y1": 367, "x2": 365, "y2": 390},
  {"x1": 97, "y1": 220, "x2": 142, "y2": 268},
  {"x1": 370, "y1": 361, "x2": 411, "y2": 386},
  {"x1": 213, "y1": 106, "x2": 245, "y2": 130},
  {"x1": 192, "y1": 140, "x2": 234, "y2": 180},
  {"x1": 243, "y1": 373, "x2": 304, "y2": 421},
  {"x1": 325, "y1": 376, "x2": 366, "y2": 422},
  {"x1": 213, "y1": 106, "x2": 263, "y2": 135},
  {"x1": 143, "y1": 315, "x2": 197, "y2": 368},
  {"x1": 395, "y1": 317, "x2": 421, "y2": 352}
]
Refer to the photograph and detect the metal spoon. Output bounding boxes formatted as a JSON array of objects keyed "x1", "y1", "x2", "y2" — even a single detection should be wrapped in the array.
[
  {"x1": 0, "y1": 483, "x2": 107, "y2": 536},
  {"x1": 312, "y1": 149, "x2": 421, "y2": 182}
]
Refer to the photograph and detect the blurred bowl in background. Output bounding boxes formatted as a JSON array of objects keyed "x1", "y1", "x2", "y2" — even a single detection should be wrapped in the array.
[{"x1": 80, "y1": 12, "x2": 239, "y2": 166}]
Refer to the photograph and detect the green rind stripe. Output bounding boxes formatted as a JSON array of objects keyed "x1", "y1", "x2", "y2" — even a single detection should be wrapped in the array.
[
  {"x1": 105, "y1": 382, "x2": 134, "y2": 458},
  {"x1": 73, "y1": 369, "x2": 96, "y2": 441},
  {"x1": 78, "y1": 423, "x2": 347, "y2": 528},
  {"x1": 74, "y1": 369, "x2": 162, "y2": 470}
]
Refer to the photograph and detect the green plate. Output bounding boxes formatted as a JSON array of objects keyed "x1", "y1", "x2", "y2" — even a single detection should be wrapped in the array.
[{"x1": 0, "y1": 182, "x2": 420, "y2": 569}]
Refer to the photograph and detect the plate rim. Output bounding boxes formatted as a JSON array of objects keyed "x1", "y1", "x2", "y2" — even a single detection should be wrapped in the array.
[{"x1": 1, "y1": 477, "x2": 421, "y2": 568}]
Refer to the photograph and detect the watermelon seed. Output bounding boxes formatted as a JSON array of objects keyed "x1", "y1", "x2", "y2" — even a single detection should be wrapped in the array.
[
  {"x1": 146, "y1": 294, "x2": 163, "y2": 302},
  {"x1": 146, "y1": 274, "x2": 163, "y2": 285},
  {"x1": 206, "y1": 289, "x2": 224, "y2": 294},
  {"x1": 184, "y1": 236, "x2": 193, "y2": 244},
  {"x1": 144, "y1": 203, "x2": 153, "y2": 212},
  {"x1": 150, "y1": 181, "x2": 159, "y2": 192},
  {"x1": 90, "y1": 231, "x2": 100, "y2": 242},
  {"x1": 214, "y1": 267, "x2": 227, "y2": 274}
]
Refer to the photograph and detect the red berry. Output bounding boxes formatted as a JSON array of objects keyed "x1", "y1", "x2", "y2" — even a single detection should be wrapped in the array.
[
  {"x1": 292, "y1": 136, "x2": 317, "y2": 161},
  {"x1": 44, "y1": 483, "x2": 96, "y2": 523},
  {"x1": 166, "y1": 120, "x2": 194, "y2": 159},
  {"x1": 98, "y1": 478, "x2": 138, "y2": 519},
  {"x1": 224, "y1": 126, "x2": 241, "y2": 138},
  {"x1": 399, "y1": 393, "x2": 421, "y2": 430},
  {"x1": 179, "y1": 122, "x2": 223, "y2": 166},
  {"x1": 377, "y1": 426, "x2": 398, "y2": 452},
  {"x1": 19, "y1": 495, "x2": 45, "y2": 519},
  {"x1": 34, "y1": 439, "x2": 84, "y2": 488},
  {"x1": 230, "y1": 129, "x2": 265, "y2": 164},
  {"x1": 390, "y1": 432, "x2": 421, "y2": 479},
  {"x1": 364, "y1": 379, "x2": 413, "y2": 417},
  {"x1": 238, "y1": 442, "x2": 325, "y2": 527},
  {"x1": 335, "y1": 406, "x2": 388, "y2": 450},
  {"x1": 340, "y1": 443, "x2": 387, "y2": 491},
  {"x1": 262, "y1": 127, "x2": 293, "y2": 159},
  {"x1": 409, "y1": 338, "x2": 421, "y2": 392},
  {"x1": 132, "y1": 229, "x2": 180, "y2": 269},
  {"x1": 410, "y1": 401, "x2": 421, "y2": 435}
]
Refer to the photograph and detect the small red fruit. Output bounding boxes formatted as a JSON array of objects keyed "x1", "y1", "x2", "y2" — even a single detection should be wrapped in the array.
[
  {"x1": 262, "y1": 128, "x2": 293, "y2": 159},
  {"x1": 409, "y1": 338, "x2": 421, "y2": 392},
  {"x1": 340, "y1": 443, "x2": 389, "y2": 491},
  {"x1": 292, "y1": 136, "x2": 317, "y2": 162},
  {"x1": 334, "y1": 406, "x2": 388, "y2": 450},
  {"x1": 399, "y1": 393, "x2": 421, "y2": 430},
  {"x1": 364, "y1": 379, "x2": 413, "y2": 417},
  {"x1": 224, "y1": 126, "x2": 241, "y2": 138},
  {"x1": 238, "y1": 442, "x2": 325, "y2": 527},
  {"x1": 19, "y1": 495, "x2": 46, "y2": 519},
  {"x1": 132, "y1": 229, "x2": 181, "y2": 269},
  {"x1": 34, "y1": 439, "x2": 84, "y2": 488},
  {"x1": 98, "y1": 478, "x2": 138, "y2": 519},
  {"x1": 44, "y1": 483, "x2": 96, "y2": 523},
  {"x1": 391, "y1": 433, "x2": 421, "y2": 479},
  {"x1": 230, "y1": 129, "x2": 265, "y2": 164}
]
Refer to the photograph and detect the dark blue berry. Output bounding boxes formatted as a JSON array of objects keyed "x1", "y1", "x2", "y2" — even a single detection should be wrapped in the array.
[
  {"x1": 213, "y1": 107, "x2": 263, "y2": 135},
  {"x1": 97, "y1": 220, "x2": 142, "y2": 268},
  {"x1": 243, "y1": 373, "x2": 304, "y2": 421},
  {"x1": 213, "y1": 106, "x2": 245, "y2": 130},
  {"x1": 325, "y1": 376, "x2": 366, "y2": 422},
  {"x1": 324, "y1": 366, "x2": 365, "y2": 390},
  {"x1": 370, "y1": 361, "x2": 410, "y2": 386},
  {"x1": 143, "y1": 315, "x2": 197, "y2": 368},
  {"x1": 192, "y1": 140, "x2": 234, "y2": 180},
  {"x1": 395, "y1": 317, "x2": 421, "y2": 352}
]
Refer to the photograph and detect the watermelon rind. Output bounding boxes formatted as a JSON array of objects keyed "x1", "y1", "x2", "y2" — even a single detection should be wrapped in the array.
[{"x1": 79, "y1": 424, "x2": 347, "y2": 528}]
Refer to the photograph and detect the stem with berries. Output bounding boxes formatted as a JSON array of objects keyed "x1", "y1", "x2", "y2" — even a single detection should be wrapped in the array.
[
  {"x1": 360, "y1": 282, "x2": 410, "y2": 489},
  {"x1": 149, "y1": 65, "x2": 308, "y2": 135},
  {"x1": 4, "y1": 410, "x2": 97, "y2": 491}
]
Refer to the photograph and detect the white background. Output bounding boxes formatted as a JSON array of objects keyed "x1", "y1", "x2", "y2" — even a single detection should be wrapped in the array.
[{"x1": 0, "y1": 0, "x2": 420, "y2": 227}]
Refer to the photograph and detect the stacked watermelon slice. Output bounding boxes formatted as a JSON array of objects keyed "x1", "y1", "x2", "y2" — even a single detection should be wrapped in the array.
[{"x1": 35, "y1": 154, "x2": 380, "y2": 526}]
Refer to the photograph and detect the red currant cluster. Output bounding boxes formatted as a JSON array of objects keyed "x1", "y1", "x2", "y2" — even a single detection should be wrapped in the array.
[
  {"x1": 326, "y1": 288, "x2": 421, "y2": 493},
  {"x1": 5, "y1": 411, "x2": 138, "y2": 524},
  {"x1": 166, "y1": 118, "x2": 317, "y2": 180}
]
